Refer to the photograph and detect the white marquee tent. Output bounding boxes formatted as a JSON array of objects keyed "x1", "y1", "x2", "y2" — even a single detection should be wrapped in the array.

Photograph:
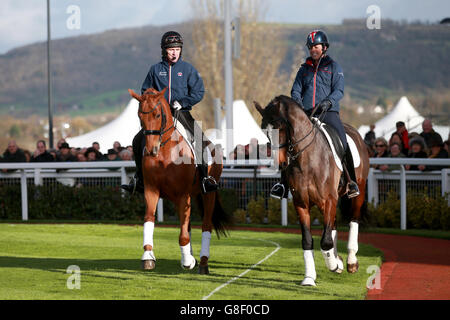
[
  {"x1": 358, "y1": 96, "x2": 449, "y2": 142},
  {"x1": 66, "y1": 98, "x2": 141, "y2": 153},
  {"x1": 205, "y1": 100, "x2": 269, "y2": 156}
]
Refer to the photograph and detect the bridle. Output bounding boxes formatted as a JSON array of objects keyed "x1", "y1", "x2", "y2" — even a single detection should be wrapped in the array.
[
  {"x1": 265, "y1": 103, "x2": 326, "y2": 162},
  {"x1": 139, "y1": 96, "x2": 175, "y2": 150}
]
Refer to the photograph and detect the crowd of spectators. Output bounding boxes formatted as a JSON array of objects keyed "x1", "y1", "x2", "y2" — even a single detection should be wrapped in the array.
[
  {"x1": 1, "y1": 118, "x2": 449, "y2": 173},
  {"x1": 0, "y1": 139, "x2": 135, "y2": 169},
  {"x1": 365, "y1": 119, "x2": 450, "y2": 172}
]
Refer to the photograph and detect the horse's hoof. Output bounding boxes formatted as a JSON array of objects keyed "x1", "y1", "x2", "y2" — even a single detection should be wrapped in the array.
[
  {"x1": 181, "y1": 256, "x2": 196, "y2": 270},
  {"x1": 347, "y1": 261, "x2": 359, "y2": 273},
  {"x1": 142, "y1": 259, "x2": 155, "y2": 270},
  {"x1": 301, "y1": 277, "x2": 316, "y2": 287},
  {"x1": 199, "y1": 265, "x2": 209, "y2": 275}
]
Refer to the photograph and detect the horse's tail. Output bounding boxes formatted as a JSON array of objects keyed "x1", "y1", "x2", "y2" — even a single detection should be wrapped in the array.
[
  {"x1": 339, "y1": 196, "x2": 353, "y2": 223},
  {"x1": 197, "y1": 191, "x2": 233, "y2": 238},
  {"x1": 339, "y1": 195, "x2": 368, "y2": 226},
  {"x1": 212, "y1": 192, "x2": 233, "y2": 238}
]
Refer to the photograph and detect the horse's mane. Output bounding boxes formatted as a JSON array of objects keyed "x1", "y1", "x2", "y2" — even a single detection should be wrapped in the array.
[
  {"x1": 274, "y1": 95, "x2": 304, "y2": 112},
  {"x1": 143, "y1": 88, "x2": 160, "y2": 96}
]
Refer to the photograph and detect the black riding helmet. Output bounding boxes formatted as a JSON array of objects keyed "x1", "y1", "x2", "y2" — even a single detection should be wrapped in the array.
[
  {"x1": 161, "y1": 31, "x2": 183, "y2": 49},
  {"x1": 306, "y1": 30, "x2": 329, "y2": 50},
  {"x1": 161, "y1": 31, "x2": 183, "y2": 61}
]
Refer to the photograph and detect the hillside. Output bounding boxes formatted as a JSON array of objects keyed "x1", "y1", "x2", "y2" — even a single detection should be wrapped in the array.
[{"x1": 0, "y1": 20, "x2": 449, "y2": 123}]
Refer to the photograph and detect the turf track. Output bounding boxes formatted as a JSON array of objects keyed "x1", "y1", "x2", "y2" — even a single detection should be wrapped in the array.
[{"x1": 0, "y1": 224, "x2": 382, "y2": 300}]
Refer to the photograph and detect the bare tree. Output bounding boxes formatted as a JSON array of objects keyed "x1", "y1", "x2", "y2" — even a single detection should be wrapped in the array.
[{"x1": 187, "y1": 0, "x2": 304, "y2": 127}]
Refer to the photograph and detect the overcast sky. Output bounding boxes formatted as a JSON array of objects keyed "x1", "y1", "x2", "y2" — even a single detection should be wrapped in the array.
[{"x1": 0, "y1": 0, "x2": 448, "y2": 54}]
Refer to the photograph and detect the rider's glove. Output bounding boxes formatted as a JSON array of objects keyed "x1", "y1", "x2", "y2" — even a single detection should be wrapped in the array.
[
  {"x1": 317, "y1": 99, "x2": 332, "y2": 112},
  {"x1": 172, "y1": 101, "x2": 183, "y2": 111}
]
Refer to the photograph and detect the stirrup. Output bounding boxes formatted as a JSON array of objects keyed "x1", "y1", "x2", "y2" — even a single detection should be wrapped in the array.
[
  {"x1": 347, "y1": 182, "x2": 360, "y2": 199},
  {"x1": 202, "y1": 176, "x2": 218, "y2": 194},
  {"x1": 270, "y1": 183, "x2": 286, "y2": 199}
]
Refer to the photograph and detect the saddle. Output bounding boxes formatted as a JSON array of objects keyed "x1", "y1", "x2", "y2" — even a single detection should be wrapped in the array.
[{"x1": 311, "y1": 117, "x2": 360, "y2": 171}]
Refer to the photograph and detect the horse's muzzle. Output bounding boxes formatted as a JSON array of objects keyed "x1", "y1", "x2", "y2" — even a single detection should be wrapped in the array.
[{"x1": 143, "y1": 144, "x2": 160, "y2": 157}]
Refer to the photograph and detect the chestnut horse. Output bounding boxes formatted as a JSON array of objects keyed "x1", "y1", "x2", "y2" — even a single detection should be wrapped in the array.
[
  {"x1": 255, "y1": 95, "x2": 369, "y2": 286},
  {"x1": 128, "y1": 88, "x2": 231, "y2": 274}
]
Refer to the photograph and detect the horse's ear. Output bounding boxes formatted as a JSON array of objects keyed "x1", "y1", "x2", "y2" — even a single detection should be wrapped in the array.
[
  {"x1": 254, "y1": 101, "x2": 264, "y2": 115},
  {"x1": 128, "y1": 89, "x2": 142, "y2": 102},
  {"x1": 160, "y1": 87, "x2": 167, "y2": 96}
]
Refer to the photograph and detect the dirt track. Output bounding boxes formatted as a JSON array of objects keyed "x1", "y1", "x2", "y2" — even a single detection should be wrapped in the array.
[{"x1": 226, "y1": 226, "x2": 450, "y2": 300}]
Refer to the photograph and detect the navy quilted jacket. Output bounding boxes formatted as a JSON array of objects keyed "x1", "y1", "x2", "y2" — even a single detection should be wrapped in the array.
[
  {"x1": 141, "y1": 57, "x2": 205, "y2": 111},
  {"x1": 291, "y1": 55, "x2": 344, "y2": 112}
]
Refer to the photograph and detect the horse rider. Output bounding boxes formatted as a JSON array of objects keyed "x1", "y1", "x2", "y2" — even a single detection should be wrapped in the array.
[
  {"x1": 121, "y1": 31, "x2": 219, "y2": 194},
  {"x1": 270, "y1": 30, "x2": 360, "y2": 199}
]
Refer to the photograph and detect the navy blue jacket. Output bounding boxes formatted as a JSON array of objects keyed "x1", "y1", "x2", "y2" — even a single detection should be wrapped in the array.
[
  {"x1": 291, "y1": 55, "x2": 344, "y2": 112},
  {"x1": 141, "y1": 57, "x2": 205, "y2": 111}
]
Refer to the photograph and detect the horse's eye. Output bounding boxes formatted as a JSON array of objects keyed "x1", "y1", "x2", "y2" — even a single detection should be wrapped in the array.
[{"x1": 156, "y1": 114, "x2": 161, "y2": 119}]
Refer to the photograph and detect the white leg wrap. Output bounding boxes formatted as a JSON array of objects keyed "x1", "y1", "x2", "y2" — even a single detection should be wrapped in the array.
[
  {"x1": 348, "y1": 221, "x2": 359, "y2": 265},
  {"x1": 141, "y1": 250, "x2": 156, "y2": 261},
  {"x1": 321, "y1": 248, "x2": 338, "y2": 271},
  {"x1": 189, "y1": 230, "x2": 193, "y2": 255},
  {"x1": 348, "y1": 221, "x2": 359, "y2": 252},
  {"x1": 143, "y1": 221, "x2": 154, "y2": 249},
  {"x1": 331, "y1": 229, "x2": 338, "y2": 258},
  {"x1": 180, "y1": 243, "x2": 196, "y2": 269},
  {"x1": 303, "y1": 250, "x2": 316, "y2": 280},
  {"x1": 200, "y1": 231, "x2": 211, "y2": 258},
  {"x1": 181, "y1": 243, "x2": 191, "y2": 256}
]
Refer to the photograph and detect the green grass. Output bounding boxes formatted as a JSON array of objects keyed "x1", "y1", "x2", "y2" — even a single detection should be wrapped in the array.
[{"x1": 0, "y1": 224, "x2": 382, "y2": 300}]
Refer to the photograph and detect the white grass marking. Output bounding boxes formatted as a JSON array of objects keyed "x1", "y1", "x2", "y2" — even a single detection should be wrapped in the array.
[{"x1": 202, "y1": 239, "x2": 281, "y2": 300}]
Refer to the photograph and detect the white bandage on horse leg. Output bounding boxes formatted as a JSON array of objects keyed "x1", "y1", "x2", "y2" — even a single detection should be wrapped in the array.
[
  {"x1": 180, "y1": 243, "x2": 195, "y2": 269},
  {"x1": 321, "y1": 248, "x2": 338, "y2": 271},
  {"x1": 200, "y1": 231, "x2": 211, "y2": 258},
  {"x1": 303, "y1": 250, "x2": 317, "y2": 280},
  {"x1": 141, "y1": 250, "x2": 156, "y2": 261},
  {"x1": 180, "y1": 243, "x2": 191, "y2": 258},
  {"x1": 348, "y1": 221, "x2": 359, "y2": 264},
  {"x1": 189, "y1": 230, "x2": 193, "y2": 255},
  {"x1": 143, "y1": 221, "x2": 155, "y2": 249},
  {"x1": 331, "y1": 229, "x2": 338, "y2": 258}
]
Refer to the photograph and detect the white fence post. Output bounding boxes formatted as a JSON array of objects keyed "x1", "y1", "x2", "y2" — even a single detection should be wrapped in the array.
[
  {"x1": 157, "y1": 198, "x2": 164, "y2": 222},
  {"x1": 281, "y1": 198, "x2": 288, "y2": 226},
  {"x1": 400, "y1": 165, "x2": 407, "y2": 230},
  {"x1": 20, "y1": 169, "x2": 28, "y2": 221},
  {"x1": 367, "y1": 168, "x2": 377, "y2": 206},
  {"x1": 34, "y1": 168, "x2": 42, "y2": 186},
  {"x1": 442, "y1": 169, "x2": 450, "y2": 206}
]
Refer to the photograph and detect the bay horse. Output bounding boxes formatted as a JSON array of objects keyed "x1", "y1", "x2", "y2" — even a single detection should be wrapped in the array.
[
  {"x1": 254, "y1": 95, "x2": 369, "y2": 286},
  {"x1": 128, "y1": 87, "x2": 232, "y2": 274}
]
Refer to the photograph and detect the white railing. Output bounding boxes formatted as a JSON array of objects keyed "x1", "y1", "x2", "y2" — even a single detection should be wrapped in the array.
[{"x1": 1, "y1": 158, "x2": 449, "y2": 229}]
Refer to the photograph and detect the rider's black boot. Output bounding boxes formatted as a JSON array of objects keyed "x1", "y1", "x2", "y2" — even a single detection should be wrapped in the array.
[
  {"x1": 121, "y1": 173, "x2": 144, "y2": 194},
  {"x1": 121, "y1": 130, "x2": 145, "y2": 194},
  {"x1": 343, "y1": 148, "x2": 360, "y2": 199}
]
